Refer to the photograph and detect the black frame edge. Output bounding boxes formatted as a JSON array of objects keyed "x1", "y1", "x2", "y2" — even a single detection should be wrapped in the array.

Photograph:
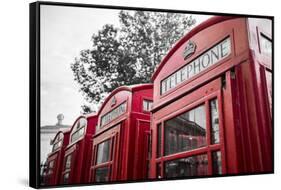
[{"x1": 30, "y1": 1, "x2": 40, "y2": 189}]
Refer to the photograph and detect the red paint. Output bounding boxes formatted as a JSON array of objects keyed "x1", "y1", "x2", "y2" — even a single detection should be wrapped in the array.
[
  {"x1": 60, "y1": 114, "x2": 98, "y2": 185},
  {"x1": 89, "y1": 84, "x2": 153, "y2": 182},
  {"x1": 44, "y1": 130, "x2": 70, "y2": 186},
  {"x1": 150, "y1": 16, "x2": 272, "y2": 179}
]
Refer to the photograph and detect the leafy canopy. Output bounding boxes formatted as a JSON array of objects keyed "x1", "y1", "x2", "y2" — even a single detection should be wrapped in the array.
[{"x1": 71, "y1": 10, "x2": 196, "y2": 113}]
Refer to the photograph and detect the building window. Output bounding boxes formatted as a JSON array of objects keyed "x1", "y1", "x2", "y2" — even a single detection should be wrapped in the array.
[
  {"x1": 70, "y1": 118, "x2": 87, "y2": 143},
  {"x1": 164, "y1": 154, "x2": 208, "y2": 178},
  {"x1": 210, "y1": 99, "x2": 220, "y2": 144},
  {"x1": 164, "y1": 105, "x2": 206, "y2": 156},
  {"x1": 65, "y1": 154, "x2": 72, "y2": 170},
  {"x1": 143, "y1": 99, "x2": 153, "y2": 112},
  {"x1": 95, "y1": 167, "x2": 109, "y2": 182},
  {"x1": 157, "y1": 124, "x2": 162, "y2": 158},
  {"x1": 212, "y1": 151, "x2": 222, "y2": 175},
  {"x1": 96, "y1": 139, "x2": 111, "y2": 165}
]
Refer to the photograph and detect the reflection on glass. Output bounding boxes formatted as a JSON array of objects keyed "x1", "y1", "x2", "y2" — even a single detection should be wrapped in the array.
[
  {"x1": 164, "y1": 105, "x2": 206, "y2": 155},
  {"x1": 165, "y1": 154, "x2": 208, "y2": 178},
  {"x1": 212, "y1": 151, "x2": 222, "y2": 175},
  {"x1": 96, "y1": 140, "x2": 110, "y2": 165},
  {"x1": 210, "y1": 99, "x2": 220, "y2": 144},
  {"x1": 157, "y1": 124, "x2": 162, "y2": 157},
  {"x1": 95, "y1": 167, "x2": 109, "y2": 182}
]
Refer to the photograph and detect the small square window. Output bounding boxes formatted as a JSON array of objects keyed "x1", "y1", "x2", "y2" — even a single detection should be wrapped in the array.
[{"x1": 143, "y1": 100, "x2": 153, "y2": 112}]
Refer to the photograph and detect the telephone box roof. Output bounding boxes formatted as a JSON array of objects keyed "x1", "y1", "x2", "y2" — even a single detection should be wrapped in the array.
[
  {"x1": 151, "y1": 16, "x2": 237, "y2": 81},
  {"x1": 97, "y1": 83, "x2": 153, "y2": 116}
]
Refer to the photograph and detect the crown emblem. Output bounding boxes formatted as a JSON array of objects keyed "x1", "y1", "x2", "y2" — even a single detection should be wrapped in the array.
[
  {"x1": 183, "y1": 40, "x2": 196, "y2": 60},
  {"x1": 111, "y1": 96, "x2": 117, "y2": 107}
]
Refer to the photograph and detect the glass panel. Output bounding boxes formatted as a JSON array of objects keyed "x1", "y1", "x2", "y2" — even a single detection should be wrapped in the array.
[
  {"x1": 63, "y1": 173, "x2": 69, "y2": 184},
  {"x1": 165, "y1": 154, "x2": 208, "y2": 178},
  {"x1": 265, "y1": 70, "x2": 272, "y2": 115},
  {"x1": 157, "y1": 163, "x2": 162, "y2": 179},
  {"x1": 176, "y1": 71, "x2": 181, "y2": 84},
  {"x1": 210, "y1": 99, "x2": 220, "y2": 144},
  {"x1": 166, "y1": 78, "x2": 171, "y2": 91},
  {"x1": 65, "y1": 155, "x2": 72, "y2": 169},
  {"x1": 48, "y1": 160, "x2": 54, "y2": 174},
  {"x1": 95, "y1": 167, "x2": 109, "y2": 182},
  {"x1": 157, "y1": 124, "x2": 162, "y2": 158},
  {"x1": 52, "y1": 140, "x2": 62, "y2": 152},
  {"x1": 170, "y1": 74, "x2": 176, "y2": 88},
  {"x1": 71, "y1": 126, "x2": 85, "y2": 143},
  {"x1": 161, "y1": 80, "x2": 167, "y2": 94},
  {"x1": 101, "y1": 102, "x2": 126, "y2": 127},
  {"x1": 212, "y1": 151, "x2": 222, "y2": 175},
  {"x1": 96, "y1": 139, "x2": 111, "y2": 164},
  {"x1": 181, "y1": 66, "x2": 187, "y2": 82},
  {"x1": 260, "y1": 34, "x2": 272, "y2": 56},
  {"x1": 159, "y1": 37, "x2": 231, "y2": 95},
  {"x1": 164, "y1": 105, "x2": 206, "y2": 155},
  {"x1": 143, "y1": 100, "x2": 153, "y2": 112}
]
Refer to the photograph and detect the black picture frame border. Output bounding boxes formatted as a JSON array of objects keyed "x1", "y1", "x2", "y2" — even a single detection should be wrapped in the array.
[{"x1": 29, "y1": 1, "x2": 274, "y2": 189}]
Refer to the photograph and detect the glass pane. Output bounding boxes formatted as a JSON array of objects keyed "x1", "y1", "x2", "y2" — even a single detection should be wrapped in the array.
[
  {"x1": 71, "y1": 127, "x2": 85, "y2": 143},
  {"x1": 63, "y1": 173, "x2": 69, "y2": 184},
  {"x1": 210, "y1": 99, "x2": 220, "y2": 144},
  {"x1": 96, "y1": 139, "x2": 111, "y2": 164},
  {"x1": 157, "y1": 124, "x2": 162, "y2": 158},
  {"x1": 164, "y1": 105, "x2": 206, "y2": 155},
  {"x1": 260, "y1": 34, "x2": 272, "y2": 56},
  {"x1": 157, "y1": 163, "x2": 162, "y2": 179},
  {"x1": 65, "y1": 155, "x2": 72, "y2": 169},
  {"x1": 52, "y1": 140, "x2": 62, "y2": 152},
  {"x1": 212, "y1": 151, "x2": 222, "y2": 175},
  {"x1": 170, "y1": 74, "x2": 176, "y2": 88},
  {"x1": 161, "y1": 79, "x2": 167, "y2": 94},
  {"x1": 165, "y1": 154, "x2": 208, "y2": 178},
  {"x1": 95, "y1": 167, "x2": 109, "y2": 182},
  {"x1": 48, "y1": 160, "x2": 54, "y2": 174},
  {"x1": 265, "y1": 70, "x2": 272, "y2": 115},
  {"x1": 143, "y1": 100, "x2": 153, "y2": 112}
]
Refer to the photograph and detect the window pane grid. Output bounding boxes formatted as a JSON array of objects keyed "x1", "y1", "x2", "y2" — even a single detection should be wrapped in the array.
[
  {"x1": 162, "y1": 96, "x2": 223, "y2": 177},
  {"x1": 210, "y1": 99, "x2": 220, "y2": 144}
]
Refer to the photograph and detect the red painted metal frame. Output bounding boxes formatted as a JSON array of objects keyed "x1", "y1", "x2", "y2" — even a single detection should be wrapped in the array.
[
  {"x1": 44, "y1": 130, "x2": 70, "y2": 186},
  {"x1": 89, "y1": 84, "x2": 153, "y2": 182},
  {"x1": 150, "y1": 16, "x2": 272, "y2": 179},
  {"x1": 60, "y1": 114, "x2": 98, "y2": 185}
]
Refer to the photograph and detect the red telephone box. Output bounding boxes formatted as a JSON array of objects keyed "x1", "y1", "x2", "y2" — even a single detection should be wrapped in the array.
[
  {"x1": 150, "y1": 16, "x2": 272, "y2": 179},
  {"x1": 44, "y1": 130, "x2": 70, "y2": 186},
  {"x1": 89, "y1": 84, "x2": 153, "y2": 182},
  {"x1": 61, "y1": 114, "x2": 98, "y2": 184}
]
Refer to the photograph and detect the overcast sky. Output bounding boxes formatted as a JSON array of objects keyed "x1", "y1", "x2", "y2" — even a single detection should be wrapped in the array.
[{"x1": 40, "y1": 5, "x2": 211, "y2": 126}]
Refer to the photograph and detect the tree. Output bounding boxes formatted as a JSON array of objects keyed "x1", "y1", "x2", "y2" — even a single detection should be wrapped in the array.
[{"x1": 71, "y1": 10, "x2": 196, "y2": 113}]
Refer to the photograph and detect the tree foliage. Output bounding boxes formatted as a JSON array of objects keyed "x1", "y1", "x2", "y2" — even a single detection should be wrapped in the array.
[{"x1": 71, "y1": 10, "x2": 196, "y2": 113}]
